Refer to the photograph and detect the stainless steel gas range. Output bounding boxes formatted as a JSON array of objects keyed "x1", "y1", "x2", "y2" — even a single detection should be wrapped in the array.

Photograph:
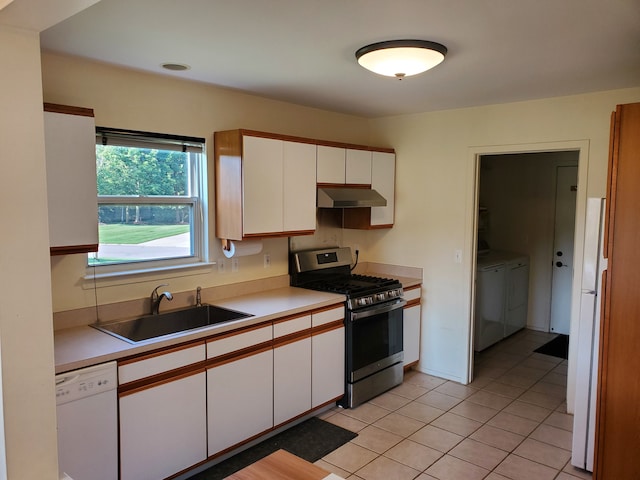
[{"x1": 290, "y1": 247, "x2": 405, "y2": 408}]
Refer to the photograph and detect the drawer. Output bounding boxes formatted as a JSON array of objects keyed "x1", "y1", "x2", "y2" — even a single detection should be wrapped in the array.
[
  {"x1": 273, "y1": 314, "x2": 311, "y2": 338},
  {"x1": 207, "y1": 324, "x2": 272, "y2": 359},
  {"x1": 403, "y1": 286, "x2": 421, "y2": 303},
  {"x1": 118, "y1": 342, "x2": 205, "y2": 385},
  {"x1": 311, "y1": 305, "x2": 344, "y2": 328}
]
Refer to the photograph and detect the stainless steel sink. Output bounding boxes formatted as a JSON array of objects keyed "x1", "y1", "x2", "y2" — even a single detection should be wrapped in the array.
[{"x1": 91, "y1": 304, "x2": 253, "y2": 344}]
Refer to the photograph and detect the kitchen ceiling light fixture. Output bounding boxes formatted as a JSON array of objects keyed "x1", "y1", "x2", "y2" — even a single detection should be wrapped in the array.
[
  {"x1": 161, "y1": 62, "x2": 191, "y2": 71},
  {"x1": 355, "y1": 40, "x2": 447, "y2": 80}
]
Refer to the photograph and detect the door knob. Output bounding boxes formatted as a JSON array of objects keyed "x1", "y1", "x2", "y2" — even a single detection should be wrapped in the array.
[{"x1": 556, "y1": 261, "x2": 564, "y2": 267}]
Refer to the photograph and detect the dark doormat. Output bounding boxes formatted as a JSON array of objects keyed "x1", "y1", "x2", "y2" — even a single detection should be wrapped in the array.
[
  {"x1": 534, "y1": 334, "x2": 569, "y2": 360},
  {"x1": 189, "y1": 416, "x2": 357, "y2": 480}
]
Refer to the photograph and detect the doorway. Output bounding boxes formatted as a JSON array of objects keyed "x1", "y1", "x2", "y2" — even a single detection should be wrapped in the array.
[{"x1": 472, "y1": 151, "x2": 579, "y2": 356}]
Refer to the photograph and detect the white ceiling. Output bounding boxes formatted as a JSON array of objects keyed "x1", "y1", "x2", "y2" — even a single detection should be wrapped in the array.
[{"x1": 40, "y1": 0, "x2": 640, "y2": 118}]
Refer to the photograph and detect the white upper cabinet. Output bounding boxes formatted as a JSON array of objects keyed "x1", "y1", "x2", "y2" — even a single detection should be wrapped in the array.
[
  {"x1": 214, "y1": 130, "x2": 316, "y2": 241},
  {"x1": 44, "y1": 104, "x2": 98, "y2": 255},
  {"x1": 316, "y1": 145, "x2": 345, "y2": 184},
  {"x1": 317, "y1": 145, "x2": 372, "y2": 185},
  {"x1": 242, "y1": 135, "x2": 284, "y2": 235},
  {"x1": 371, "y1": 151, "x2": 396, "y2": 226},
  {"x1": 283, "y1": 141, "x2": 317, "y2": 232},
  {"x1": 346, "y1": 149, "x2": 372, "y2": 184}
]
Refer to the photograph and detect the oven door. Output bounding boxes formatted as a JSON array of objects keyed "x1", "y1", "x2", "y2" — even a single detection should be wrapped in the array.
[{"x1": 347, "y1": 298, "x2": 406, "y2": 383}]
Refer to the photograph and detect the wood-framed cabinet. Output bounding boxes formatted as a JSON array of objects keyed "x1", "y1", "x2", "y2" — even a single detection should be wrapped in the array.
[
  {"x1": 43, "y1": 103, "x2": 98, "y2": 255},
  {"x1": 310, "y1": 305, "x2": 345, "y2": 408},
  {"x1": 206, "y1": 323, "x2": 274, "y2": 457},
  {"x1": 402, "y1": 285, "x2": 421, "y2": 368},
  {"x1": 214, "y1": 130, "x2": 316, "y2": 242},
  {"x1": 594, "y1": 102, "x2": 640, "y2": 479},
  {"x1": 118, "y1": 342, "x2": 207, "y2": 480}
]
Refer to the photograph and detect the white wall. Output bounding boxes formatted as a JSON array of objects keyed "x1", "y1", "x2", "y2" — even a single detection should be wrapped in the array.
[
  {"x1": 0, "y1": 25, "x2": 59, "y2": 479},
  {"x1": 361, "y1": 88, "x2": 640, "y2": 388},
  {"x1": 41, "y1": 52, "x2": 374, "y2": 311}
]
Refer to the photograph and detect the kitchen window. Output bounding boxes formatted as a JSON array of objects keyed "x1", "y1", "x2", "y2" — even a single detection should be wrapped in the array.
[{"x1": 88, "y1": 127, "x2": 208, "y2": 274}]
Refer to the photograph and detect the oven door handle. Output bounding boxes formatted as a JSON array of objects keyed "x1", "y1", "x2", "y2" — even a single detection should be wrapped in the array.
[{"x1": 350, "y1": 298, "x2": 407, "y2": 321}]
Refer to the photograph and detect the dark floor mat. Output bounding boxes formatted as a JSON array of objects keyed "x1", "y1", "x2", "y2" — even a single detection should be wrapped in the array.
[
  {"x1": 189, "y1": 416, "x2": 357, "y2": 479},
  {"x1": 534, "y1": 334, "x2": 569, "y2": 359}
]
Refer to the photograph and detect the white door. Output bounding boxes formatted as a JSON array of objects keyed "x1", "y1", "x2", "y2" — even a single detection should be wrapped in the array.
[{"x1": 550, "y1": 165, "x2": 578, "y2": 334}]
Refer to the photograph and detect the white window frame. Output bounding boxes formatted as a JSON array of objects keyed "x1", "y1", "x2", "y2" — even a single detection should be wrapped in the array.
[{"x1": 86, "y1": 128, "x2": 209, "y2": 280}]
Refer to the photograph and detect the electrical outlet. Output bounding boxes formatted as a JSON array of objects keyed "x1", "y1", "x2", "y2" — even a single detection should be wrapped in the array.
[
  {"x1": 217, "y1": 259, "x2": 226, "y2": 273},
  {"x1": 231, "y1": 257, "x2": 239, "y2": 272},
  {"x1": 454, "y1": 249, "x2": 463, "y2": 264},
  {"x1": 264, "y1": 253, "x2": 271, "y2": 268},
  {"x1": 354, "y1": 244, "x2": 360, "y2": 255}
]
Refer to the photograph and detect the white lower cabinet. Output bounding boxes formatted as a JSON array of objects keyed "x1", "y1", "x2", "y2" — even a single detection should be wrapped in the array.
[
  {"x1": 274, "y1": 336, "x2": 312, "y2": 425},
  {"x1": 403, "y1": 286, "x2": 422, "y2": 367},
  {"x1": 311, "y1": 306, "x2": 345, "y2": 408},
  {"x1": 207, "y1": 349, "x2": 274, "y2": 456},
  {"x1": 119, "y1": 371, "x2": 207, "y2": 480}
]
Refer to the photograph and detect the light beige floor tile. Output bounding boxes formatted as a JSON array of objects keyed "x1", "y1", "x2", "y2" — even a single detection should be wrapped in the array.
[
  {"x1": 484, "y1": 473, "x2": 512, "y2": 480},
  {"x1": 494, "y1": 454, "x2": 559, "y2": 480},
  {"x1": 322, "y1": 442, "x2": 378, "y2": 473},
  {"x1": 467, "y1": 374, "x2": 494, "y2": 389},
  {"x1": 373, "y1": 412, "x2": 425, "y2": 437},
  {"x1": 542, "y1": 371, "x2": 568, "y2": 386},
  {"x1": 396, "y1": 401, "x2": 445, "y2": 423},
  {"x1": 416, "y1": 390, "x2": 463, "y2": 410},
  {"x1": 415, "y1": 474, "x2": 439, "y2": 480},
  {"x1": 556, "y1": 473, "x2": 590, "y2": 480},
  {"x1": 409, "y1": 424, "x2": 464, "y2": 452},
  {"x1": 529, "y1": 423, "x2": 573, "y2": 450},
  {"x1": 350, "y1": 425, "x2": 403, "y2": 454},
  {"x1": 354, "y1": 455, "x2": 420, "y2": 480},
  {"x1": 449, "y1": 400, "x2": 499, "y2": 423},
  {"x1": 502, "y1": 400, "x2": 552, "y2": 422},
  {"x1": 325, "y1": 412, "x2": 368, "y2": 432},
  {"x1": 469, "y1": 424, "x2": 525, "y2": 452},
  {"x1": 434, "y1": 381, "x2": 478, "y2": 399},
  {"x1": 553, "y1": 363, "x2": 569, "y2": 375},
  {"x1": 340, "y1": 403, "x2": 391, "y2": 424},
  {"x1": 388, "y1": 382, "x2": 429, "y2": 400},
  {"x1": 562, "y1": 461, "x2": 593, "y2": 479},
  {"x1": 519, "y1": 356, "x2": 560, "y2": 371},
  {"x1": 474, "y1": 364, "x2": 511, "y2": 379},
  {"x1": 530, "y1": 352, "x2": 563, "y2": 364},
  {"x1": 508, "y1": 365, "x2": 548, "y2": 380},
  {"x1": 384, "y1": 438, "x2": 443, "y2": 471},
  {"x1": 367, "y1": 391, "x2": 412, "y2": 411},
  {"x1": 425, "y1": 454, "x2": 489, "y2": 480},
  {"x1": 482, "y1": 381, "x2": 526, "y2": 398},
  {"x1": 314, "y1": 459, "x2": 351, "y2": 478},
  {"x1": 495, "y1": 373, "x2": 538, "y2": 389},
  {"x1": 543, "y1": 411, "x2": 573, "y2": 431},
  {"x1": 448, "y1": 438, "x2": 509, "y2": 470},
  {"x1": 556, "y1": 401, "x2": 568, "y2": 413},
  {"x1": 466, "y1": 390, "x2": 513, "y2": 410},
  {"x1": 529, "y1": 380, "x2": 568, "y2": 398},
  {"x1": 404, "y1": 371, "x2": 447, "y2": 390},
  {"x1": 316, "y1": 409, "x2": 337, "y2": 420},
  {"x1": 517, "y1": 390, "x2": 565, "y2": 410},
  {"x1": 487, "y1": 411, "x2": 540, "y2": 436},
  {"x1": 431, "y1": 412, "x2": 483, "y2": 436},
  {"x1": 513, "y1": 437, "x2": 571, "y2": 469}
]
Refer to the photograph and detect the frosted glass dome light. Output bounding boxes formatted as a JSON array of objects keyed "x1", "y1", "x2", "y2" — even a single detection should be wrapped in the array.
[{"x1": 356, "y1": 40, "x2": 447, "y2": 79}]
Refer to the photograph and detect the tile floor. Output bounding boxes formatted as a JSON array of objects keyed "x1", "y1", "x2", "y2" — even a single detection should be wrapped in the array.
[{"x1": 315, "y1": 329, "x2": 593, "y2": 480}]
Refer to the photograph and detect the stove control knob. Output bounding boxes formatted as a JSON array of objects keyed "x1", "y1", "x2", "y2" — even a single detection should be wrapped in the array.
[
  {"x1": 388, "y1": 290, "x2": 397, "y2": 298},
  {"x1": 376, "y1": 293, "x2": 387, "y2": 302}
]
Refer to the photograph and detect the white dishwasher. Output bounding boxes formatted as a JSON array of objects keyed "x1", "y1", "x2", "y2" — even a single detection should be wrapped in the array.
[{"x1": 55, "y1": 361, "x2": 118, "y2": 480}]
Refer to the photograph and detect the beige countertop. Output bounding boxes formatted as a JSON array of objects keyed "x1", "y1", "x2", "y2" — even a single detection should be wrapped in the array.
[
  {"x1": 54, "y1": 286, "x2": 344, "y2": 374},
  {"x1": 54, "y1": 267, "x2": 422, "y2": 374}
]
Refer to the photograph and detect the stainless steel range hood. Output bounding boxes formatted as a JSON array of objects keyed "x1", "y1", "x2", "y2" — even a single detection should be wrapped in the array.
[{"x1": 317, "y1": 187, "x2": 387, "y2": 208}]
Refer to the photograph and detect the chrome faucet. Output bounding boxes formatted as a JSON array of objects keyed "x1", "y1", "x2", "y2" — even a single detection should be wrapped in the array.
[{"x1": 151, "y1": 284, "x2": 173, "y2": 315}]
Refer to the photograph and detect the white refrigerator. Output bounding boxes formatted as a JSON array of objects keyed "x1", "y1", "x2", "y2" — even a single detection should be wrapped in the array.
[{"x1": 572, "y1": 197, "x2": 607, "y2": 472}]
